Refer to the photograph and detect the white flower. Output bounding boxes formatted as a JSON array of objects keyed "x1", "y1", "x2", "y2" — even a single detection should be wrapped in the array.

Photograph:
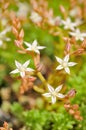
[
  {"x1": 69, "y1": 29, "x2": 86, "y2": 41},
  {"x1": 62, "y1": 17, "x2": 77, "y2": 30},
  {"x1": 17, "y1": 2, "x2": 29, "y2": 17},
  {"x1": 1, "y1": 18, "x2": 8, "y2": 26},
  {"x1": 10, "y1": 60, "x2": 34, "y2": 78},
  {"x1": 0, "y1": 27, "x2": 11, "y2": 46},
  {"x1": 30, "y1": 11, "x2": 42, "y2": 23},
  {"x1": 55, "y1": 54, "x2": 77, "y2": 74},
  {"x1": 69, "y1": 7, "x2": 79, "y2": 17},
  {"x1": 43, "y1": 84, "x2": 65, "y2": 104},
  {"x1": 75, "y1": 18, "x2": 83, "y2": 26},
  {"x1": 48, "y1": 16, "x2": 62, "y2": 26},
  {"x1": 24, "y1": 40, "x2": 46, "y2": 54}
]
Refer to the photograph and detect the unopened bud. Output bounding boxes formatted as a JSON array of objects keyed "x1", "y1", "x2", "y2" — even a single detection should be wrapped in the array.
[
  {"x1": 19, "y1": 29, "x2": 24, "y2": 39},
  {"x1": 70, "y1": 37, "x2": 76, "y2": 44},
  {"x1": 12, "y1": 27, "x2": 18, "y2": 37},
  {"x1": 74, "y1": 48, "x2": 84, "y2": 55},
  {"x1": 69, "y1": 109, "x2": 75, "y2": 115},
  {"x1": 3, "y1": 121, "x2": 8, "y2": 128},
  {"x1": 79, "y1": 116, "x2": 83, "y2": 121},
  {"x1": 72, "y1": 104, "x2": 79, "y2": 110},
  {"x1": 64, "y1": 103, "x2": 71, "y2": 109},
  {"x1": 65, "y1": 43, "x2": 71, "y2": 54},
  {"x1": 14, "y1": 40, "x2": 22, "y2": 47},
  {"x1": 67, "y1": 89, "x2": 76, "y2": 98},
  {"x1": 75, "y1": 110, "x2": 80, "y2": 115},
  {"x1": 12, "y1": 19, "x2": 17, "y2": 27},
  {"x1": 4, "y1": 2, "x2": 9, "y2": 9},
  {"x1": 16, "y1": 22, "x2": 21, "y2": 29},
  {"x1": 81, "y1": 39, "x2": 86, "y2": 49},
  {"x1": 74, "y1": 115, "x2": 80, "y2": 120},
  {"x1": 60, "y1": 5, "x2": 66, "y2": 13},
  {"x1": 29, "y1": 76, "x2": 36, "y2": 82}
]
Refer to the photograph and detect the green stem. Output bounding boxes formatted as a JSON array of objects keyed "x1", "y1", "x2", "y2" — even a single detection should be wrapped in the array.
[{"x1": 37, "y1": 72, "x2": 47, "y2": 86}]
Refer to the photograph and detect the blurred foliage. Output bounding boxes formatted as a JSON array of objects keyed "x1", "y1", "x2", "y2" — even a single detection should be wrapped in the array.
[{"x1": 11, "y1": 102, "x2": 84, "y2": 130}]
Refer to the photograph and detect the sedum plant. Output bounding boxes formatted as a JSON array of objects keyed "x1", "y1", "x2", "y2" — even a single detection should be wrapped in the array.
[{"x1": 1, "y1": 0, "x2": 86, "y2": 130}]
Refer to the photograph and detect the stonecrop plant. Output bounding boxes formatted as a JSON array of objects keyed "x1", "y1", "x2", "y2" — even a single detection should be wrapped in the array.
[{"x1": 1, "y1": 0, "x2": 86, "y2": 130}]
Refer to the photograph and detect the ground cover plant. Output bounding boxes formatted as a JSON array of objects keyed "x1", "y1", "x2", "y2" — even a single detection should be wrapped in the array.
[{"x1": 0, "y1": 0, "x2": 86, "y2": 130}]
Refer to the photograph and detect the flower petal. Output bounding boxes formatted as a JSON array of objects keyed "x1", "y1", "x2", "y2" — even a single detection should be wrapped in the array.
[
  {"x1": 10, "y1": 69, "x2": 19, "y2": 74},
  {"x1": 48, "y1": 84, "x2": 54, "y2": 93},
  {"x1": 20, "y1": 71, "x2": 25, "y2": 78},
  {"x1": 76, "y1": 29, "x2": 80, "y2": 33},
  {"x1": 37, "y1": 46, "x2": 46, "y2": 50},
  {"x1": 23, "y1": 60, "x2": 30, "y2": 68},
  {"x1": 61, "y1": 20, "x2": 66, "y2": 25},
  {"x1": 32, "y1": 40, "x2": 37, "y2": 47},
  {"x1": 0, "y1": 27, "x2": 11, "y2": 35},
  {"x1": 55, "y1": 56, "x2": 63, "y2": 64},
  {"x1": 42, "y1": 93, "x2": 51, "y2": 97},
  {"x1": 79, "y1": 37, "x2": 84, "y2": 41},
  {"x1": 51, "y1": 96, "x2": 56, "y2": 104},
  {"x1": 56, "y1": 65, "x2": 63, "y2": 70},
  {"x1": 70, "y1": 26, "x2": 75, "y2": 31},
  {"x1": 82, "y1": 33, "x2": 86, "y2": 37},
  {"x1": 26, "y1": 48, "x2": 32, "y2": 51},
  {"x1": 26, "y1": 68, "x2": 34, "y2": 72},
  {"x1": 57, "y1": 93, "x2": 65, "y2": 98},
  {"x1": 65, "y1": 67, "x2": 70, "y2": 74},
  {"x1": 64, "y1": 54, "x2": 69, "y2": 62},
  {"x1": 69, "y1": 32, "x2": 75, "y2": 36},
  {"x1": 15, "y1": 60, "x2": 22, "y2": 69},
  {"x1": 24, "y1": 41, "x2": 31, "y2": 47},
  {"x1": 55, "y1": 85, "x2": 63, "y2": 93},
  {"x1": 68, "y1": 62, "x2": 77, "y2": 66},
  {"x1": 66, "y1": 17, "x2": 71, "y2": 23},
  {"x1": 35, "y1": 49, "x2": 40, "y2": 54}
]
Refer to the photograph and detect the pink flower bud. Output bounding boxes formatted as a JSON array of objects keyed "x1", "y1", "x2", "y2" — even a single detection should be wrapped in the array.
[
  {"x1": 14, "y1": 40, "x2": 21, "y2": 47},
  {"x1": 19, "y1": 29, "x2": 24, "y2": 39}
]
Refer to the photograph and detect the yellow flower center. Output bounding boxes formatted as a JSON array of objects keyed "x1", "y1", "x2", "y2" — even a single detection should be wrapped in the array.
[
  {"x1": 51, "y1": 91, "x2": 57, "y2": 96},
  {"x1": 62, "y1": 61, "x2": 68, "y2": 68},
  {"x1": 19, "y1": 66, "x2": 25, "y2": 72}
]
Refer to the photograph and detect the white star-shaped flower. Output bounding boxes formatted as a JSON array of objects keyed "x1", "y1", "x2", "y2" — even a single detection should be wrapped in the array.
[
  {"x1": 43, "y1": 84, "x2": 65, "y2": 104},
  {"x1": 69, "y1": 29, "x2": 86, "y2": 41},
  {"x1": 55, "y1": 54, "x2": 77, "y2": 74},
  {"x1": 0, "y1": 27, "x2": 11, "y2": 46},
  {"x1": 17, "y1": 2, "x2": 29, "y2": 17},
  {"x1": 48, "y1": 16, "x2": 62, "y2": 26},
  {"x1": 1, "y1": 18, "x2": 8, "y2": 26},
  {"x1": 62, "y1": 17, "x2": 77, "y2": 30},
  {"x1": 30, "y1": 11, "x2": 42, "y2": 23},
  {"x1": 24, "y1": 40, "x2": 46, "y2": 54},
  {"x1": 10, "y1": 60, "x2": 34, "y2": 78},
  {"x1": 69, "y1": 7, "x2": 79, "y2": 17}
]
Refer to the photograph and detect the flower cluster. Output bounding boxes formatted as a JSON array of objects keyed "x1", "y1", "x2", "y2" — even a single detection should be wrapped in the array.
[
  {"x1": 1, "y1": 1, "x2": 86, "y2": 130},
  {"x1": 9, "y1": 0, "x2": 85, "y2": 121},
  {"x1": 0, "y1": 0, "x2": 85, "y2": 124}
]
